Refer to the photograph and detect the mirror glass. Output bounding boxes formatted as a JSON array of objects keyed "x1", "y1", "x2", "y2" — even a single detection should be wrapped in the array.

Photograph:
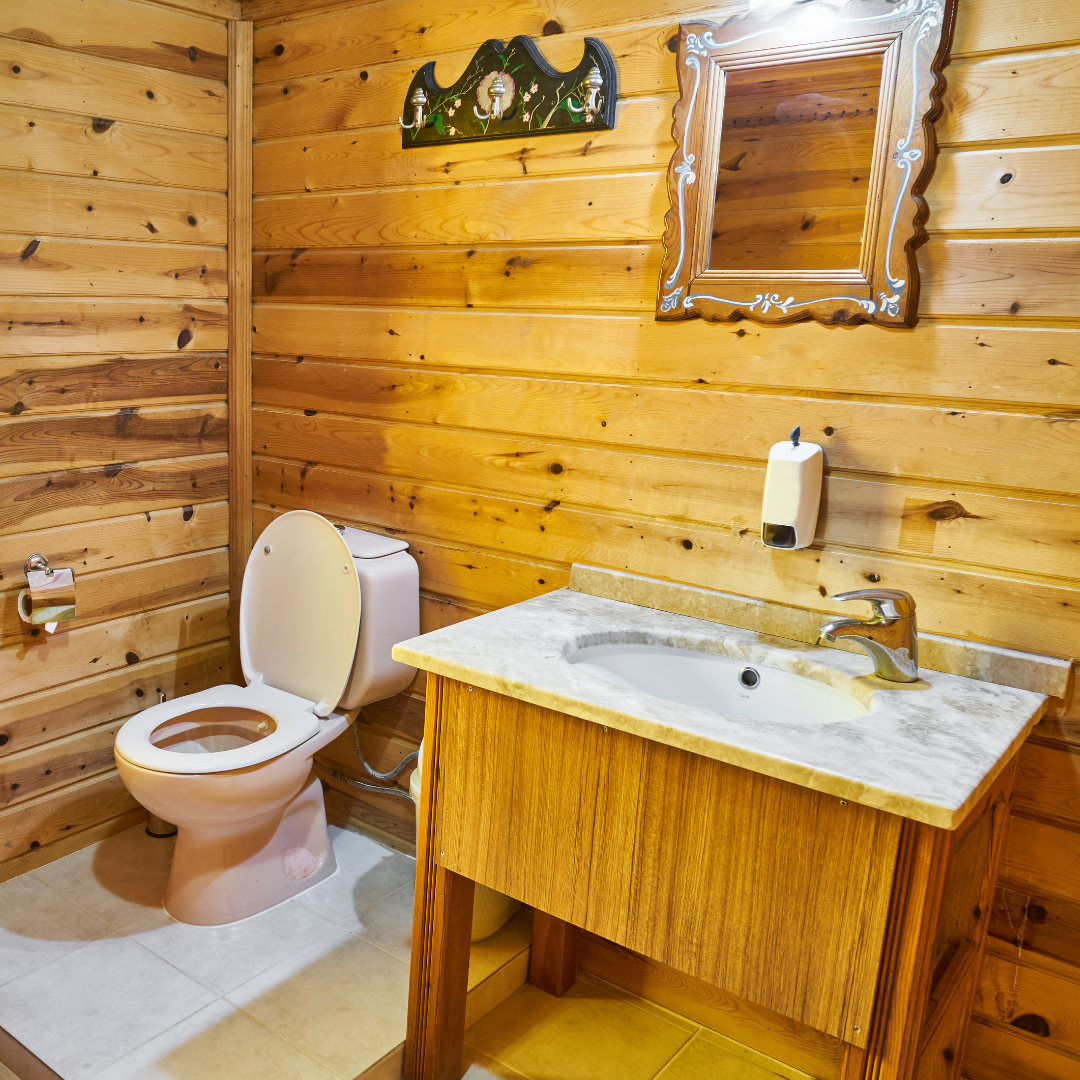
[{"x1": 708, "y1": 53, "x2": 885, "y2": 273}]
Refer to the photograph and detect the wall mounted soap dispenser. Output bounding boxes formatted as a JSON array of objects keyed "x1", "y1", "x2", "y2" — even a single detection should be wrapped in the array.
[{"x1": 761, "y1": 427, "x2": 823, "y2": 549}]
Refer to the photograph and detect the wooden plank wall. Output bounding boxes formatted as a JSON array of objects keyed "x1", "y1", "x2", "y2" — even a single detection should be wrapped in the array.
[
  {"x1": 0, "y1": 0, "x2": 235, "y2": 879},
  {"x1": 248, "y1": 0, "x2": 1080, "y2": 1072}
]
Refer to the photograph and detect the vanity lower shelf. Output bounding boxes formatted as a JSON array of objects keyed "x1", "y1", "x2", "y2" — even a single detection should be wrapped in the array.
[{"x1": 406, "y1": 677, "x2": 1016, "y2": 1080}]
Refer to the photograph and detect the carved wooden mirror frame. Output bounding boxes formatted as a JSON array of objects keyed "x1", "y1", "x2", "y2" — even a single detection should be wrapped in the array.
[{"x1": 656, "y1": 0, "x2": 956, "y2": 327}]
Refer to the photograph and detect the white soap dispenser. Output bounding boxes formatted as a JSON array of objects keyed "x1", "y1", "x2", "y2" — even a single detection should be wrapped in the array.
[{"x1": 761, "y1": 426, "x2": 823, "y2": 549}]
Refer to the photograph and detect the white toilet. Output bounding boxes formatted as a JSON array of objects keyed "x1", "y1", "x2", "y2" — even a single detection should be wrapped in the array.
[{"x1": 114, "y1": 510, "x2": 419, "y2": 927}]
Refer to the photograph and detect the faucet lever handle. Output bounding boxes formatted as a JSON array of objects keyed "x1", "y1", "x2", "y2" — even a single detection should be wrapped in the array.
[{"x1": 831, "y1": 588, "x2": 916, "y2": 621}]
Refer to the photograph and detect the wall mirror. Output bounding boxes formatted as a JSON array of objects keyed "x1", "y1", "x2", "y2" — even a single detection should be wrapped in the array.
[{"x1": 657, "y1": 0, "x2": 956, "y2": 327}]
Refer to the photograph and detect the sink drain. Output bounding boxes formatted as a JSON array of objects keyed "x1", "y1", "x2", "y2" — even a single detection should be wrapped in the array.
[{"x1": 738, "y1": 667, "x2": 760, "y2": 689}]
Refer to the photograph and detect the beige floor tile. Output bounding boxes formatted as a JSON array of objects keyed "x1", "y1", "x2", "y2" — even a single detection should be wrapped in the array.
[
  {"x1": 655, "y1": 1029, "x2": 813, "y2": 1080},
  {"x1": 0, "y1": 873, "x2": 114, "y2": 987},
  {"x1": 0, "y1": 935, "x2": 215, "y2": 1078},
  {"x1": 124, "y1": 897, "x2": 337, "y2": 994},
  {"x1": 462, "y1": 1044, "x2": 530, "y2": 1079},
  {"x1": 294, "y1": 827, "x2": 415, "y2": 931},
  {"x1": 33, "y1": 826, "x2": 175, "y2": 930},
  {"x1": 226, "y1": 925, "x2": 410, "y2": 1080},
  {"x1": 574, "y1": 972, "x2": 697, "y2": 1033},
  {"x1": 92, "y1": 999, "x2": 340, "y2": 1080},
  {"x1": 465, "y1": 976, "x2": 694, "y2": 1080},
  {"x1": 468, "y1": 908, "x2": 533, "y2": 992},
  {"x1": 352, "y1": 883, "x2": 415, "y2": 962}
]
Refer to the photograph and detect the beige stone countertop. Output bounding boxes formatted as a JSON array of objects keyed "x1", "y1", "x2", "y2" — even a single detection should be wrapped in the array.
[{"x1": 393, "y1": 588, "x2": 1048, "y2": 829}]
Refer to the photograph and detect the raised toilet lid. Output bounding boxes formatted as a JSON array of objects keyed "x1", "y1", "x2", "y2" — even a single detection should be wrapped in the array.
[{"x1": 241, "y1": 510, "x2": 361, "y2": 715}]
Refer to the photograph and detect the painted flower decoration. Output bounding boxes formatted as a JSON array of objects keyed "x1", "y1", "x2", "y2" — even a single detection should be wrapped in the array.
[
  {"x1": 529, "y1": 82, "x2": 538, "y2": 93},
  {"x1": 522, "y1": 111, "x2": 531, "y2": 122},
  {"x1": 477, "y1": 70, "x2": 515, "y2": 113}
]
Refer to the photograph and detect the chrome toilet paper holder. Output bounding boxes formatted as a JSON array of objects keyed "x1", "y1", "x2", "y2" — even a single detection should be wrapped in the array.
[{"x1": 20, "y1": 552, "x2": 77, "y2": 632}]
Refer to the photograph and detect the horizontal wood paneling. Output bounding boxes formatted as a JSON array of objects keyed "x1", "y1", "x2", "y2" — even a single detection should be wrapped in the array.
[
  {"x1": 0, "y1": 769, "x2": 139, "y2": 864},
  {"x1": 0, "y1": 404, "x2": 227, "y2": 476},
  {"x1": 0, "y1": 455, "x2": 228, "y2": 534},
  {"x1": 0, "y1": 593, "x2": 229, "y2": 703},
  {"x1": 0, "y1": 38, "x2": 227, "y2": 136},
  {"x1": 928, "y1": 145, "x2": 1080, "y2": 232},
  {"x1": 252, "y1": 99, "x2": 672, "y2": 194},
  {"x1": 0, "y1": 106, "x2": 228, "y2": 191},
  {"x1": 949, "y1": 0, "x2": 1080, "y2": 58},
  {"x1": 1013, "y1": 743, "x2": 1080, "y2": 826},
  {"x1": 0, "y1": 235, "x2": 228, "y2": 298},
  {"x1": 251, "y1": 238, "x2": 1080, "y2": 318},
  {"x1": 250, "y1": 362, "x2": 1080, "y2": 496},
  {"x1": 253, "y1": 130, "x2": 1080, "y2": 241},
  {"x1": 250, "y1": 0, "x2": 1080, "y2": 85},
  {"x1": 1, "y1": 720, "x2": 126, "y2": 807},
  {"x1": 0, "y1": 501, "x2": 228, "y2": 581},
  {"x1": 249, "y1": 313, "x2": 1080, "y2": 408},
  {"x1": 0, "y1": 547, "x2": 227, "y2": 645},
  {"x1": 252, "y1": 172, "x2": 666, "y2": 249},
  {"x1": 251, "y1": 0, "x2": 735, "y2": 83},
  {"x1": 990, "y1": 881, "x2": 1080, "y2": 975},
  {"x1": 0, "y1": 0, "x2": 228, "y2": 80},
  {"x1": 0, "y1": 353, "x2": 227, "y2": 414},
  {"x1": 253, "y1": 6, "x2": 1080, "y2": 1077},
  {"x1": 253, "y1": 458, "x2": 1080, "y2": 658},
  {"x1": 0, "y1": 640, "x2": 229, "y2": 755},
  {"x1": 937, "y1": 48, "x2": 1080, "y2": 146},
  {"x1": 1002, "y1": 814, "x2": 1080, "y2": 901},
  {"x1": 148, "y1": 0, "x2": 239, "y2": 21},
  {"x1": 918, "y1": 240, "x2": 1080, "y2": 319},
  {"x1": 0, "y1": 171, "x2": 227, "y2": 245},
  {"x1": 0, "y1": 0, "x2": 232, "y2": 872},
  {"x1": 963, "y1": 1017, "x2": 1080, "y2": 1080},
  {"x1": 252, "y1": 501, "x2": 567, "y2": 609},
  {"x1": 0, "y1": 299, "x2": 228, "y2": 354},
  {"x1": 973, "y1": 950, "x2": 1080, "y2": 1054},
  {"x1": 251, "y1": 404, "x2": 1080, "y2": 582}
]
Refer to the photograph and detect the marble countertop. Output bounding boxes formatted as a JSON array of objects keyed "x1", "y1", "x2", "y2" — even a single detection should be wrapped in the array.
[{"x1": 393, "y1": 589, "x2": 1048, "y2": 828}]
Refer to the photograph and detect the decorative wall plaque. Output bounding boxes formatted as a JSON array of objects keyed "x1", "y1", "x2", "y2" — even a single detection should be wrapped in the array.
[
  {"x1": 399, "y1": 36, "x2": 617, "y2": 148},
  {"x1": 657, "y1": 0, "x2": 957, "y2": 328}
]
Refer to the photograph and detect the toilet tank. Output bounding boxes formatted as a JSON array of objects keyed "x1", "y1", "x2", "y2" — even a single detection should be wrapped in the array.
[{"x1": 335, "y1": 526, "x2": 419, "y2": 710}]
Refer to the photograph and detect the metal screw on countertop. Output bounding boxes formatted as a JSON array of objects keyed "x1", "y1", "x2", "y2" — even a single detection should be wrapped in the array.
[{"x1": 840, "y1": 800, "x2": 848, "y2": 806}]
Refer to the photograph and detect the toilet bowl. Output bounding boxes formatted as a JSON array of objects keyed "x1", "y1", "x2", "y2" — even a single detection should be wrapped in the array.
[{"x1": 114, "y1": 511, "x2": 419, "y2": 926}]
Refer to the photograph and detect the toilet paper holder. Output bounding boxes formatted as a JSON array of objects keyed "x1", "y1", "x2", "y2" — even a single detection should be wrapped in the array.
[{"x1": 19, "y1": 552, "x2": 77, "y2": 633}]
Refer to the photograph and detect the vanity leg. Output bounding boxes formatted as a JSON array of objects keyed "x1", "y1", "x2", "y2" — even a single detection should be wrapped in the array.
[
  {"x1": 406, "y1": 674, "x2": 476, "y2": 1080},
  {"x1": 406, "y1": 865, "x2": 475, "y2": 1080},
  {"x1": 529, "y1": 911, "x2": 578, "y2": 997}
]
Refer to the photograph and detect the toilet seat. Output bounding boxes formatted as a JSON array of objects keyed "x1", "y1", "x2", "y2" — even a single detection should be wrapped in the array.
[{"x1": 113, "y1": 683, "x2": 323, "y2": 775}]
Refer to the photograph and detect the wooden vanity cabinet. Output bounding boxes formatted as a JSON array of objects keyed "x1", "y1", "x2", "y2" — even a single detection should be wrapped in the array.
[{"x1": 405, "y1": 677, "x2": 1017, "y2": 1080}]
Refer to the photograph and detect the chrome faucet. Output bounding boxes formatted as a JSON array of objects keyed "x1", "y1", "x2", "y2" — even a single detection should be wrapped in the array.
[{"x1": 819, "y1": 589, "x2": 918, "y2": 682}]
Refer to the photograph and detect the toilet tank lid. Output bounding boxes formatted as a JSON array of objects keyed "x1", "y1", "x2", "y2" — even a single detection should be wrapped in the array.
[{"x1": 335, "y1": 525, "x2": 410, "y2": 559}]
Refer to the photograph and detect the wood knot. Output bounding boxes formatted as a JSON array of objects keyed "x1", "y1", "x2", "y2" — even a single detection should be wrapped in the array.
[
  {"x1": 542, "y1": 19, "x2": 563, "y2": 35},
  {"x1": 92, "y1": 117, "x2": 114, "y2": 133}
]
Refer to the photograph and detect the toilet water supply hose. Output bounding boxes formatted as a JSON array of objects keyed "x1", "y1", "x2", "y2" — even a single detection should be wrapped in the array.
[{"x1": 313, "y1": 723, "x2": 418, "y2": 803}]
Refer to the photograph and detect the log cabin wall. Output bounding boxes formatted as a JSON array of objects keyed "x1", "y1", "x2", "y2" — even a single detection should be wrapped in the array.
[
  {"x1": 0, "y1": 0, "x2": 239, "y2": 879},
  {"x1": 248, "y1": 0, "x2": 1080, "y2": 1073}
]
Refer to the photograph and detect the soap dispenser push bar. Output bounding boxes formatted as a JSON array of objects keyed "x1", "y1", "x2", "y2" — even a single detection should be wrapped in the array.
[{"x1": 819, "y1": 589, "x2": 919, "y2": 683}]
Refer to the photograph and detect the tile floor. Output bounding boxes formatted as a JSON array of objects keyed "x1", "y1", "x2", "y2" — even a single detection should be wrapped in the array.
[
  {"x1": 461, "y1": 972, "x2": 809, "y2": 1080},
  {"x1": 1, "y1": 823, "x2": 798, "y2": 1080},
  {"x1": 0, "y1": 823, "x2": 416, "y2": 1080}
]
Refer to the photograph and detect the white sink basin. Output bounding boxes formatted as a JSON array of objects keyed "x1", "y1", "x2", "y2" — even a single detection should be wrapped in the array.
[{"x1": 565, "y1": 641, "x2": 868, "y2": 725}]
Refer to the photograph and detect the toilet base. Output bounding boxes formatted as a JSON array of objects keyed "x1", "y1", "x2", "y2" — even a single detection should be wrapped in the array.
[{"x1": 165, "y1": 774, "x2": 336, "y2": 926}]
